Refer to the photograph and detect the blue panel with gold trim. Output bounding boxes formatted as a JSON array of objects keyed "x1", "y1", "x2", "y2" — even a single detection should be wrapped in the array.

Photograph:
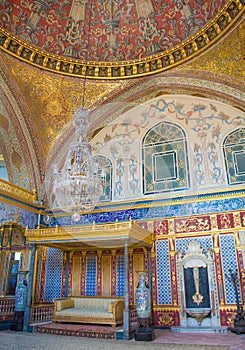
[
  {"x1": 44, "y1": 248, "x2": 62, "y2": 302},
  {"x1": 116, "y1": 255, "x2": 124, "y2": 296},
  {"x1": 156, "y1": 240, "x2": 171, "y2": 305},
  {"x1": 220, "y1": 234, "x2": 240, "y2": 304},
  {"x1": 86, "y1": 256, "x2": 97, "y2": 296}
]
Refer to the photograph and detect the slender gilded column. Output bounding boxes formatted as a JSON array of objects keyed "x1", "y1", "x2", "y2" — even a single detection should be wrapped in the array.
[
  {"x1": 123, "y1": 240, "x2": 130, "y2": 340},
  {"x1": 147, "y1": 247, "x2": 152, "y2": 295},
  {"x1": 147, "y1": 246, "x2": 155, "y2": 326},
  {"x1": 23, "y1": 244, "x2": 36, "y2": 332},
  {"x1": 64, "y1": 251, "x2": 70, "y2": 297},
  {"x1": 97, "y1": 251, "x2": 102, "y2": 296}
]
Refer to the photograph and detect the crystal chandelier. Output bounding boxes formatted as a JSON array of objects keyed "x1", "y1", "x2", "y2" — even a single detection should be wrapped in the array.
[
  {"x1": 48, "y1": 0, "x2": 104, "y2": 222},
  {"x1": 53, "y1": 106, "x2": 103, "y2": 222}
]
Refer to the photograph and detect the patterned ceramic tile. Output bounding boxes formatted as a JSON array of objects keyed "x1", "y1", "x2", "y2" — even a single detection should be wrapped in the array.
[
  {"x1": 156, "y1": 240, "x2": 171, "y2": 305},
  {"x1": 44, "y1": 248, "x2": 63, "y2": 302},
  {"x1": 220, "y1": 233, "x2": 240, "y2": 304},
  {"x1": 116, "y1": 255, "x2": 125, "y2": 296},
  {"x1": 85, "y1": 256, "x2": 97, "y2": 296}
]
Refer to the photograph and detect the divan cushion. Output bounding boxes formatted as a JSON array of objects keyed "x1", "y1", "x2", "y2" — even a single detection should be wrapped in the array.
[{"x1": 57, "y1": 307, "x2": 112, "y2": 319}]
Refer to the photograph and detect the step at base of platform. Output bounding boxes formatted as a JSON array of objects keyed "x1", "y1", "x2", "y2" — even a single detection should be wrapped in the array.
[{"x1": 33, "y1": 322, "x2": 122, "y2": 339}]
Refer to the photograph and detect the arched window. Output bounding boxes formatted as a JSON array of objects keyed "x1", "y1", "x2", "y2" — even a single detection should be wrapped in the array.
[
  {"x1": 92, "y1": 155, "x2": 112, "y2": 202},
  {"x1": 142, "y1": 121, "x2": 189, "y2": 195},
  {"x1": 223, "y1": 128, "x2": 245, "y2": 185}
]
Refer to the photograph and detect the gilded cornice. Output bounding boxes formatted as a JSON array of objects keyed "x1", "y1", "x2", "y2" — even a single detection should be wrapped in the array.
[
  {"x1": 25, "y1": 220, "x2": 153, "y2": 249},
  {"x1": 0, "y1": 0, "x2": 244, "y2": 80},
  {"x1": 185, "y1": 17, "x2": 245, "y2": 78},
  {"x1": 0, "y1": 178, "x2": 40, "y2": 214},
  {"x1": 0, "y1": 178, "x2": 37, "y2": 204}
]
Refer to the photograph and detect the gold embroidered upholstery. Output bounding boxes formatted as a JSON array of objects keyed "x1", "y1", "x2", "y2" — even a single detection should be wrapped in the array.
[{"x1": 53, "y1": 296, "x2": 124, "y2": 326}]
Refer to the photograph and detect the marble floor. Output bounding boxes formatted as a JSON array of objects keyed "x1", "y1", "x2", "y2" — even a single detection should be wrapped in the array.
[
  {"x1": 1, "y1": 328, "x2": 244, "y2": 350},
  {"x1": 153, "y1": 329, "x2": 245, "y2": 350},
  {"x1": 1, "y1": 324, "x2": 244, "y2": 350},
  {"x1": 33, "y1": 322, "x2": 245, "y2": 350}
]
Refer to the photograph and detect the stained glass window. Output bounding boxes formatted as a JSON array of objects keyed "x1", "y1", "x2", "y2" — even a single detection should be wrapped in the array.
[
  {"x1": 223, "y1": 128, "x2": 245, "y2": 185},
  {"x1": 142, "y1": 121, "x2": 189, "y2": 194},
  {"x1": 87, "y1": 155, "x2": 112, "y2": 202}
]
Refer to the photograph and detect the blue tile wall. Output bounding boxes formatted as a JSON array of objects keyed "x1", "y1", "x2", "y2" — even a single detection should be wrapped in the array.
[
  {"x1": 116, "y1": 255, "x2": 125, "y2": 296},
  {"x1": 44, "y1": 248, "x2": 63, "y2": 302},
  {"x1": 53, "y1": 195, "x2": 245, "y2": 226},
  {"x1": 176, "y1": 236, "x2": 212, "y2": 252},
  {"x1": 85, "y1": 256, "x2": 97, "y2": 296},
  {"x1": 156, "y1": 240, "x2": 172, "y2": 304},
  {"x1": 220, "y1": 234, "x2": 240, "y2": 304}
]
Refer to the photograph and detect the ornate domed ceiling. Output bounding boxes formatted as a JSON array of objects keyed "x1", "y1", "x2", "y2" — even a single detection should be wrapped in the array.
[
  {"x1": 0, "y1": 0, "x2": 227, "y2": 61},
  {"x1": 0, "y1": 0, "x2": 244, "y2": 192},
  {"x1": 0, "y1": 0, "x2": 243, "y2": 78}
]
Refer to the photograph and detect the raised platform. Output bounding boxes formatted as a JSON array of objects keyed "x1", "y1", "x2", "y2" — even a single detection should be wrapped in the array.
[
  {"x1": 171, "y1": 326, "x2": 228, "y2": 333},
  {"x1": 33, "y1": 322, "x2": 123, "y2": 339}
]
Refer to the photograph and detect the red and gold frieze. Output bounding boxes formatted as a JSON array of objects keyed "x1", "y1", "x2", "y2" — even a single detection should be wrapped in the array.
[
  {"x1": 175, "y1": 216, "x2": 211, "y2": 233},
  {"x1": 154, "y1": 308, "x2": 180, "y2": 327},
  {"x1": 154, "y1": 220, "x2": 168, "y2": 236},
  {"x1": 153, "y1": 211, "x2": 244, "y2": 238},
  {"x1": 219, "y1": 306, "x2": 237, "y2": 327},
  {"x1": 240, "y1": 212, "x2": 245, "y2": 227},
  {"x1": 217, "y1": 213, "x2": 234, "y2": 229}
]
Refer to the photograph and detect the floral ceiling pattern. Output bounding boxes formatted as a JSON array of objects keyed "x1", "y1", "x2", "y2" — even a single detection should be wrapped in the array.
[{"x1": 0, "y1": 0, "x2": 227, "y2": 62}]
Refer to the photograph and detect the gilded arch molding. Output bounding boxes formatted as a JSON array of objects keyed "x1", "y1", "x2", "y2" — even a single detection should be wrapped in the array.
[
  {"x1": 45, "y1": 73, "x2": 245, "y2": 174},
  {"x1": 87, "y1": 71, "x2": 245, "y2": 132},
  {"x1": 0, "y1": 65, "x2": 44, "y2": 191}
]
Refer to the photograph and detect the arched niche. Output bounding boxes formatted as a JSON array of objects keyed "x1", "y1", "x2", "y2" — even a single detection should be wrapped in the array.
[{"x1": 176, "y1": 241, "x2": 219, "y2": 329}]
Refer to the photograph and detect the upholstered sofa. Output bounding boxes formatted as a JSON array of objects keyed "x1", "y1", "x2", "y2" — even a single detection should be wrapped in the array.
[{"x1": 53, "y1": 296, "x2": 124, "y2": 326}]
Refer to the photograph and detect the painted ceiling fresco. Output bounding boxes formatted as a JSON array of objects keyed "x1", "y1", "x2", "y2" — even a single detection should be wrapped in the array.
[{"x1": 0, "y1": 0, "x2": 227, "y2": 62}]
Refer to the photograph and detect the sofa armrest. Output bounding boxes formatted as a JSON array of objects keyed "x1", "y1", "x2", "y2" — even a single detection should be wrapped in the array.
[
  {"x1": 109, "y1": 300, "x2": 124, "y2": 317},
  {"x1": 54, "y1": 298, "x2": 74, "y2": 312}
]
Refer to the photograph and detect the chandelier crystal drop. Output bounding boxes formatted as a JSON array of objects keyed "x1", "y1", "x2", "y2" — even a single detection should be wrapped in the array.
[{"x1": 52, "y1": 106, "x2": 103, "y2": 221}]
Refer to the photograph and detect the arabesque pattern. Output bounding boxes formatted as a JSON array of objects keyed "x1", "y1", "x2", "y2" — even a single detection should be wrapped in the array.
[
  {"x1": 0, "y1": 0, "x2": 227, "y2": 62},
  {"x1": 0, "y1": 1, "x2": 244, "y2": 78}
]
